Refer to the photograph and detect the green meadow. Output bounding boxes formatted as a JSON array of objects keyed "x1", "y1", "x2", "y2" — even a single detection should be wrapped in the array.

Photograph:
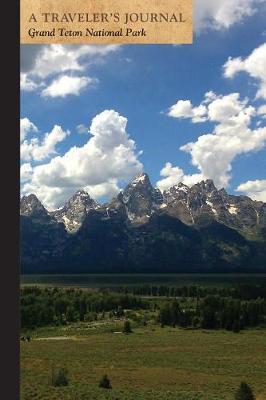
[
  {"x1": 21, "y1": 324, "x2": 266, "y2": 400},
  {"x1": 20, "y1": 276, "x2": 266, "y2": 399}
]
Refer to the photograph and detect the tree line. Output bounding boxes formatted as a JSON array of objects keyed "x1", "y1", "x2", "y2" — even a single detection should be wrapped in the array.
[
  {"x1": 21, "y1": 287, "x2": 146, "y2": 329},
  {"x1": 118, "y1": 283, "x2": 266, "y2": 300},
  {"x1": 21, "y1": 285, "x2": 266, "y2": 332},
  {"x1": 159, "y1": 295, "x2": 266, "y2": 331}
]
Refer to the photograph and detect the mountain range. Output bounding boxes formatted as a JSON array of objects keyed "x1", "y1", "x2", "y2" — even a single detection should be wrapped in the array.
[{"x1": 20, "y1": 173, "x2": 266, "y2": 273}]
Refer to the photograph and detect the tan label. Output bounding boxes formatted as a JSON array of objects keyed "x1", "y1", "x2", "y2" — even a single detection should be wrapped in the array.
[{"x1": 20, "y1": 0, "x2": 192, "y2": 44}]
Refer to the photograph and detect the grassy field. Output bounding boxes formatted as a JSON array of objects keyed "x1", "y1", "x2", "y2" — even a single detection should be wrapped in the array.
[
  {"x1": 20, "y1": 273, "x2": 266, "y2": 289},
  {"x1": 21, "y1": 276, "x2": 266, "y2": 399},
  {"x1": 21, "y1": 324, "x2": 266, "y2": 400}
]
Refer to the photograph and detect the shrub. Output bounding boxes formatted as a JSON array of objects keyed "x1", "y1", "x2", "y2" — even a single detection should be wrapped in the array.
[
  {"x1": 123, "y1": 320, "x2": 132, "y2": 334},
  {"x1": 52, "y1": 367, "x2": 69, "y2": 387},
  {"x1": 99, "y1": 374, "x2": 112, "y2": 389},
  {"x1": 235, "y1": 381, "x2": 255, "y2": 400}
]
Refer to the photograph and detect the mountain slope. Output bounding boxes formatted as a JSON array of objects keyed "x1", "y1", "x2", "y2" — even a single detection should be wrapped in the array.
[
  {"x1": 20, "y1": 194, "x2": 68, "y2": 272},
  {"x1": 20, "y1": 175, "x2": 266, "y2": 273}
]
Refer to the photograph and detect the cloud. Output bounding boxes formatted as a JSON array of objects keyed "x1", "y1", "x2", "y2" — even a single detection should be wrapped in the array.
[
  {"x1": 20, "y1": 45, "x2": 44, "y2": 73},
  {"x1": 21, "y1": 110, "x2": 143, "y2": 209},
  {"x1": 163, "y1": 43, "x2": 266, "y2": 191},
  {"x1": 223, "y1": 42, "x2": 266, "y2": 99},
  {"x1": 20, "y1": 118, "x2": 38, "y2": 142},
  {"x1": 236, "y1": 179, "x2": 266, "y2": 201},
  {"x1": 207, "y1": 93, "x2": 255, "y2": 123},
  {"x1": 76, "y1": 124, "x2": 88, "y2": 134},
  {"x1": 159, "y1": 92, "x2": 266, "y2": 190},
  {"x1": 258, "y1": 104, "x2": 266, "y2": 118},
  {"x1": 156, "y1": 162, "x2": 203, "y2": 192},
  {"x1": 194, "y1": 0, "x2": 265, "y2": 33},
  {"x1": 168, "y1": 92, "x2": 255, "y2": 124},
  {"x1": 41, "y1": 75, "x2": 97, "y2": 98},
  {"x1": 180, "y1": 94, "x2": 264, "y2": 188},
  {"x1": 21, "y1": 124, "x2": 70, "y2": 161},
  {"x1": 167, "y1": 100, "x2": 207, "y2": 123},
  {"x1": 20, "y1": 44, "x2": 120, "y2": 97},
  {"x1": 20, "y1": 73, "x2": 41, "y2": 92},
  {"x1": 84, "y1": 180, "x2": 120, "y2": 199},
  {"x1": 20, "y1": 163, "x2": 33, "y2": 183},
  {"x1": 22, "y1": 44, "x2": 120, "y2": 79}
]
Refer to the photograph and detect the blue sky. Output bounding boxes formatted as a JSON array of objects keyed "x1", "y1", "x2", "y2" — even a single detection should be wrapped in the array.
[{"x1": 20, "y1": 0, "x2": 266, "y2": 209}]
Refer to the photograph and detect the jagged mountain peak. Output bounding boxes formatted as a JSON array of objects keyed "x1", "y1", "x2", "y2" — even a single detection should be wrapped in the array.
[
  {"x1": 21, "y1": 193, "x2": 41, "y2": 205},
  {"x1": 162, "y1": 179, "x2": 266, "y2": 233},
  {"x1": 192, "y1": 179, "x2": 217, "y2": 193},
  {"x1": 52, "y1": 189, "x2": 99, "y2": 233},
  {"x1": 129, "y1": 172, "x2": 151, "y2": 186},
  {"x1": 164, "y1": 182, "x2": 189, "y2": 196},
  {"x1": 20, "y1": 194, "x2": 48, "y2": 218},
  {"x1": 120, "y1": 172, "x2": 164, "y2": 223},
  {"x1": 71, "y1": 189, "x2": 99, "y2": 201},
  {"x1": 21, "y1": 176, "x2": 266, "y2": 236},
  {"x1": 20, "y1": 174, "x2": 266, "y2": 273},
  {"x1": 65, "y1": 188, "x2": 98, "y2": 207},
  {"x1": 123, "y1": 173, "x2": 157, "y2": 200},
  {"x1": 165, "y1": 179, "x2": 218, "y2": 198},
  {"x1": 73, "y1": 189, "x2": 90, "y2": 197}
]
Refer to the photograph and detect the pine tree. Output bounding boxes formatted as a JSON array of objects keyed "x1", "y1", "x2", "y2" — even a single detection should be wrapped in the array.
[
  {"x1": 123, "y1": 320, "x2": 132, "y2": 334},
  {"x1": 52, "y1": 368, "x2": 69, "y2": 387},
  {"x1": 235, "y1": 382, "x2": 255, "y2": 400},
  {"x1": 159, "y1": 304, "x2": 171, "y2": 327},
  {"x1": 99, "y1": 374, "x2": 112, "y2": 389}
]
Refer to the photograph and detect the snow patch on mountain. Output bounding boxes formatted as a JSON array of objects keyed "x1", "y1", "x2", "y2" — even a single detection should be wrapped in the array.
[{"x1": 228, "y1": 205, "x2": 238, "y2": 215}]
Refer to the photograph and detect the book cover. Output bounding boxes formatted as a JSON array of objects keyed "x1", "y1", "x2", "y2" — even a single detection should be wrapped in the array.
[{"x1": 20, "y1": 0, "x2": 266, "y2": 399}]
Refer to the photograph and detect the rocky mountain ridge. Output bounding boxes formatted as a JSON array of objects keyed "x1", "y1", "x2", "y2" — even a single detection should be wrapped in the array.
[
  {"x1": 163, "y1": 179, "x2": 266, "y2": 238},
  {"x1": 20, "y1": 173, "x2": 266, "y2": 273},
  {"x1": 21, "y1": 173, "x2": 266, "y2": 236}
]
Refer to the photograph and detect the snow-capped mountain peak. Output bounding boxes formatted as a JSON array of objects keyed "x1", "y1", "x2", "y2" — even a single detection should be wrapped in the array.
[
  {"x1": 130, "y1": 172, "x2": 150, "y2": 186},
  {"x1": 52, "y1": 189, "x2": 99, "y2": 233},
  {"x1": 20, "y1": 175, "x2": 266, "y2": 236},
  {"x1": 121, "y1": 173, "x2": 164, "y2": 223},
  {"x1": 20, "y1": 194, "x2": 49, "y2": 219}
]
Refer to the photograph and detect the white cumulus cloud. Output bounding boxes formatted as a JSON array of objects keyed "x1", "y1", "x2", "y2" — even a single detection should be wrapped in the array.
[
  {"x1": 167, "y1": 100, "x2": 207, "y2": 123},
  {"x1": 28, "y1": 44, "x2": 119, "y2": 79},
  {"x1": 156, "y1": 162, "x2": 203, "y2": 192},
  {"x1": 20, "y1": 44, "x2": 120, "y2": 97},
  {"x1": 236, "y1": 179, "x2": 266, "y2": 201},
  {"x1": 84, "y1": 181, "x2": 120, "y2": 200},
  {"x1": 21, "y1": 110, "x2": 143, "y2": 209},
  {"x1": 159, "y1": 92, "x2": 266, "y2": 191},
  {"x1": 20, "y1": 118, "x2": 38, "y2": 142},
  {"x1": 20, "y1": 163, "x2": 33, "y2": 183},
  {"x1": 41, "y1": 75, "x2": 97, "y2": 98},
  {"x1": 21, "y1": 124, "x2": 70, "y2": 162},
  {"x1": 223, "y1": 42, "x2": 266, "y2": 99}
]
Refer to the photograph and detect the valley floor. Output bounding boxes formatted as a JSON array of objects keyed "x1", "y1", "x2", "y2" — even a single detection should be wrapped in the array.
[{"x1": 21, "y1": 324, "x2": 266, "y2": 400}]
